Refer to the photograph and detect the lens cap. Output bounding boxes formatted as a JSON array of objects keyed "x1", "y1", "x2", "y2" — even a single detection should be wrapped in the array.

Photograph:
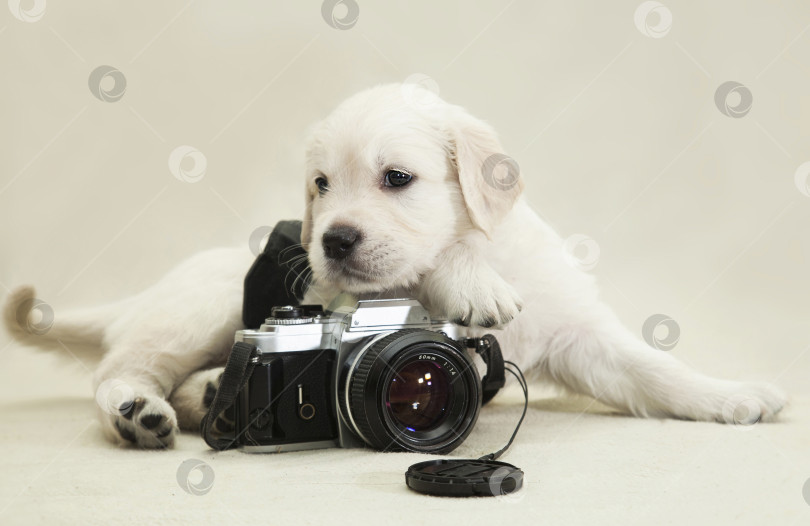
[{"x1": 405, "y1": 459, "x2": 523, "y2": 497}]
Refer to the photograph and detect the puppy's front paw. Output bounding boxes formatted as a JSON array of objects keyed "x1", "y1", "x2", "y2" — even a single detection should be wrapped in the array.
[
  {"x1": 715, "y1": 381, "x2": 787, "y2": 425},
  {"x1": 424, "y1": 262, "x2": 523, "y2": 329},
  {"x1": 97, "y1": 384, "x2": 178, "y2": 449}
]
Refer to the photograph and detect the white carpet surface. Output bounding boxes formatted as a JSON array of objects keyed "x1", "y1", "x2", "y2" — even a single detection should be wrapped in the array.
[{"x1": 1, "y1": 341, "x2": 808, "y2": 526}]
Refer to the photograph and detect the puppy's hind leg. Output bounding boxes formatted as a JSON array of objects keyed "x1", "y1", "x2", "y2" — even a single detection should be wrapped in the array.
[
  {"x1": 170, "y1": 367, "x2": 225, "y2": 432},
  {"x1": 94, "y1": 368, "x2": 180, "y2": 449},
  {"x1": 540, "y1": 303, "x2": 787, "y2": 424},
  {"x1": 94, "y1": 324, "x2": 237, "y2": 449},
  {"x1": 95, "y1": 310, "x2": 242, "y2": 449},
  {"x1": 93, "y1": 247, "x2": 251, "y2": 448}
]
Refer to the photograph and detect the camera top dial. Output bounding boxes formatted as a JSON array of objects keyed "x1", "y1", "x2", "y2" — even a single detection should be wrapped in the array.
[{"x1": 264, "y1": 305, "x2": 325, "y2": 325}]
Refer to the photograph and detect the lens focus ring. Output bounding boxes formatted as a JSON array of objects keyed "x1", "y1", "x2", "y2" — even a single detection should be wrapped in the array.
[
  {"x1": 348, "y1": 330, "x2": 408, "y2": 448},
  {"x1": 346, "y1": 329, "x2": 481, "y2": 454}
]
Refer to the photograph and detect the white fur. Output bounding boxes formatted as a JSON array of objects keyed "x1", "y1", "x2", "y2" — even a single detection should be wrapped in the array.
[{"x1": 3, "y1": 84, "x2": 786, "y2": 448}]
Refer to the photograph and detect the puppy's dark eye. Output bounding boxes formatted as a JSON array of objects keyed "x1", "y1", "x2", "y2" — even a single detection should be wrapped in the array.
[
  {"x1": 384, "y1": 170, "x2": 413, "y2": 188},
  {"x1": 315, "y1": 176, "x2": 329, "y2": 195}
]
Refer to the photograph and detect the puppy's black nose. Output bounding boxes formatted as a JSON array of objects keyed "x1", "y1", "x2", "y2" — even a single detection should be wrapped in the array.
[{"x1": 322, "y1": 225, "x2": 361, "y2": 260}]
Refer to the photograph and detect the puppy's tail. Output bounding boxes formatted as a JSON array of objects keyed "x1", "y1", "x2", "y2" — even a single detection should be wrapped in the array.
[{"x1": 3, "y1": 285, "x2": 126, "y2": 351}]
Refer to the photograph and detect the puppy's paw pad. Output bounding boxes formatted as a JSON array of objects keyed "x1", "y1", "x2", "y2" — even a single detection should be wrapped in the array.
[
  {"x1": 139, "y1": 413, "x2": 164, "y2": 430},
  {"x1": 115, "y1": 420, "x2": 137, "y2": 443},
  {"x1": 106, "y1": 392, "x2": 177, "y2": 449}
]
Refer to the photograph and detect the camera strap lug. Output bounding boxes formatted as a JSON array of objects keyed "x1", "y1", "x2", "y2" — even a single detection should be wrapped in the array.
[{"x1": 463, "y1": 335, "x2": 506, "y2": 405}]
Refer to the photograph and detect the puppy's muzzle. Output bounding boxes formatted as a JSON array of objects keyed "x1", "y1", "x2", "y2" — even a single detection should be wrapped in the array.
[{"x1": 322, "y1": 225, "x2": 362, "y2": 260}]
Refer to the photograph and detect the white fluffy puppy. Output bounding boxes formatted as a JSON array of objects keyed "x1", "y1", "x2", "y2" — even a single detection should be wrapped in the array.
[{"x1": 4, "y1": 84, "x2": 786, "y2": 448}]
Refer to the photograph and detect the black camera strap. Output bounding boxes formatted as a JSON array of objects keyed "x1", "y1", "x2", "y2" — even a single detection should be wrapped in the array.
[
  {"x1": 466, "y1": 335, "x2": 506, "y2": 406},
  {"x1": 243, "y1": 220, "x2": 308, "y2": 329},
  {"x1": 202, "y1": 219, "x2": 307, "y2": 449},
  {"x1": 200, "y1": 341, "x2": 257, "y2": 451}
]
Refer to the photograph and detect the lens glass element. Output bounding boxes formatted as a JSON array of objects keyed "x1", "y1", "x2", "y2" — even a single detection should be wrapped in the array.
[{"x1": 386, "y1": 360, "x2": 451, "y2": 432}]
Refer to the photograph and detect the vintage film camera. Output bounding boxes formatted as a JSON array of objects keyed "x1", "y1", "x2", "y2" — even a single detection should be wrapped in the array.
[{"x1": 227, "y1": 296, "x2": 503, "y2": 454}]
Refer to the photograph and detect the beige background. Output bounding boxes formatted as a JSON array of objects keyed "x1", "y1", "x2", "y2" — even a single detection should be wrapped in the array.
[
  {"x1": 2, "y1": 0, "x2": 808, "y2": 396},
  {"x1": 1, "y1": 1, "x2": 809, "y2": 524}
]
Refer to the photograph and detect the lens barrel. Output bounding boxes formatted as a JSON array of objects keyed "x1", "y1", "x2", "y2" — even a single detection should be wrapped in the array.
[{"x1": 343, "y1": 329, "x2": 481, "y2": 454}]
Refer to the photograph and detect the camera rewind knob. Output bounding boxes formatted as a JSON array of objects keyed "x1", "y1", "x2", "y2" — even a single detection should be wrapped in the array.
[
  {"x1": 270, "y1": 305, "x2": 303, "y2": 318},
  {"x1": 265, "y1": 305, "x2": 314, "y2": 325}
]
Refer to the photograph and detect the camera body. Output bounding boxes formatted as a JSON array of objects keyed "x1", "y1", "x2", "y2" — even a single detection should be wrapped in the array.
[{"x1": 234, "y1": 296, "x2": 482, "y2": 454}]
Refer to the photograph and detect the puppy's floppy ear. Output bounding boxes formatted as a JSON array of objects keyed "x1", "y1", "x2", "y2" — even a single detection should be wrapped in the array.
[{"x1": 448, "y1": 106, "x2": 524, "y2": 237}]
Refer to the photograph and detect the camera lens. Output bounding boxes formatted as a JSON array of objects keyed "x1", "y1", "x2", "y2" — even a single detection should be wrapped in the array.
[
  {"x1": 387, "y1": 360, "x2": 450, "y2": 432},
  {"x1": 342, "y1": 329, "x2": 481, "y2": 454}
]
